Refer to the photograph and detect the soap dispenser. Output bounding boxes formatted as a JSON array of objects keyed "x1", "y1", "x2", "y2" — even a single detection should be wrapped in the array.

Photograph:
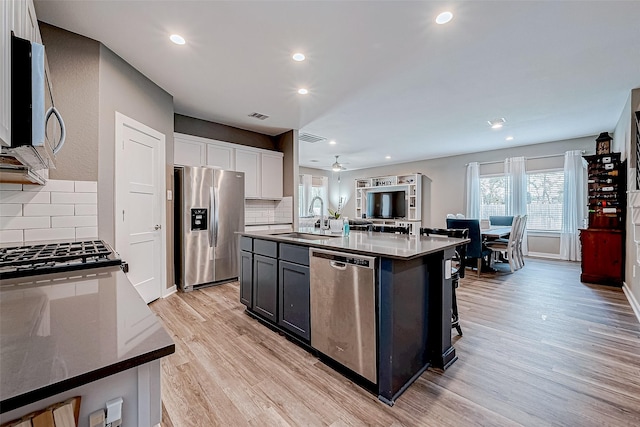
[{"x1": 343, "y1": 217, "x2": 350, "y2": 236}]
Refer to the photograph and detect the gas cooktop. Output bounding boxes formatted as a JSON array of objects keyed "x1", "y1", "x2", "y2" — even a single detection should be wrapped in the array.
[{"x1": 0, "y1": 240, "x2": 122, "y2": 280}]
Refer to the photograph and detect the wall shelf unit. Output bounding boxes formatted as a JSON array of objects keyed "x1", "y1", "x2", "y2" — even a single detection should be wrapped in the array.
[{"x1": 354, "y1": 173, "x2": 423, "y2": 233}]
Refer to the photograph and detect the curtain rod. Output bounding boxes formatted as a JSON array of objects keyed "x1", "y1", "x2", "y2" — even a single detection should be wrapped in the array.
[{"x1": 465, "y1": 150, "x2": 586, "y2": 167}]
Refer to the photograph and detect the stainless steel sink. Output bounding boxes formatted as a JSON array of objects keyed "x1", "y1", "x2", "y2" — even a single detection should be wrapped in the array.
[{"x1": 275, "y1": 232, "x2": 341, "y2": 240}]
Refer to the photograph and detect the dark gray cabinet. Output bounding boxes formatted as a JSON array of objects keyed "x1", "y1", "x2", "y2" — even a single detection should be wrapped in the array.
[
  {"x1": 239, "y1": 250, "x2": 253, "y2": 308},
  {"x1": 278, "y1": 260, "x2": 310, "y2": 340},
  {"x1": 253, "y1": 254, "x2": 278, "y2": 322}
]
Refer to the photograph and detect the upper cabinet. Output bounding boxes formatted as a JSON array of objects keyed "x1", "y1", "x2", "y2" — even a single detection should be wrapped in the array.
[
  {"x1": 205, "y1": 142, "x2": 233, "y2": 170},
  {"x1": 261, "y1": 152, "x2": 284, "y2": 199},
  {"x1": 174, "y1": 133, "x2": 283, "y2": 200},
  {"x1": 174, "y1": 137, "x2": 205, "y2": 166},
  {"x1": 235, "y1": 149, "x2": 260, "y2": 198},
  {"x1": 1, "y1": 0, "x2": 42, "y2": 147}
]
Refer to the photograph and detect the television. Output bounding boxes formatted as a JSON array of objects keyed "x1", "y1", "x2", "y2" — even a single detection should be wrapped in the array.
[{"x1": 366, "y1": 191, "x2": 406, "y2": 219}]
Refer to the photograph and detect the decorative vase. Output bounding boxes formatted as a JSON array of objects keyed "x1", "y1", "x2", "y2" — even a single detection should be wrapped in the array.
[{"x1": 329, "y1": 219, "x2": 343, "y2": 233}]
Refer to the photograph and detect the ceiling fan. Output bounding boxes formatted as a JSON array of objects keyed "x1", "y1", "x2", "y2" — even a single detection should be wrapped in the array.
[{"x1": 331, "y1": 155, "x2": 347, "y2": 172}]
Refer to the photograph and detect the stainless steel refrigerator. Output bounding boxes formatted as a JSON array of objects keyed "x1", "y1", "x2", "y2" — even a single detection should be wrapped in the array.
[{"x1": 174, "y1": 166, "x2": 245, "y2": 291}]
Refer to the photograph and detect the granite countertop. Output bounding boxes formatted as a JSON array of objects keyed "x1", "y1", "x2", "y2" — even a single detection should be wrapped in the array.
[
  {"x1": 240, "y1": 228, "x2": 469, "y2": 259},
  {"x1": 0, "y1": 266, "x2": 175, "y2": 413}
]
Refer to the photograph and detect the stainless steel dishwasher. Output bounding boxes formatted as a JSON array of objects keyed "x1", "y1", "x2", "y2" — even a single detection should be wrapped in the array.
[{"x1": 309, "y1": 248, "x2": 377, "y2": 383}]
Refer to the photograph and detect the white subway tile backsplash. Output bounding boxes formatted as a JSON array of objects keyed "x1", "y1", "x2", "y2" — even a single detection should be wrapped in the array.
[
  {"x1": 23, "y1": 204, "x2": 75, "y2": 217},
  {"x1": 51, "y1": 215, "x2": 97, "y2": 228},
  {"x1": 0, "y1": 204, "x2": 22, "y2": 217},
  {"x1": 51, "y1": 192, "x2": 97, "y2": 205},
  {"x1": 0, "y1": 183, "x2": 22, "y2": 191},
  {"x1": 0, "y1": 179, "x2": 98, "y2": 245},
  {"x1": 0, "y1": 190, "x2": 50, "y2": 204},
  {"x1": 74, "y1": 204, "x2": 98, "y2": 216},
  {"x1": 0, "y1": 216, "x2": 50, "y2": 230},
  {"x1": 23, "y1": 180, "x2": 75, "y2": 193},
  {"x1": 75, "y1": 226, "x2": 98, "y2": 239},
  {"x1": 74, "y1": 181, "x2": 98, "y2": 193},
  {"x1": 24, "y1": 228, "x2": 75, "y2": 242},
  {"x1": 0, "y1": 230, "x2": 24, "y2": 244}
]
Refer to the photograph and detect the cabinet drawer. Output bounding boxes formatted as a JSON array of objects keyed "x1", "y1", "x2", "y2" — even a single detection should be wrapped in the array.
[
  {"x1": 280, "y1": 243, "x2": 309, "y2": 266},
  {"x1": 254, "y1": 239, "x2": 278, "y2": 258},
  {"x1": 240, "y1": 236, "x2": 253, "y2": 252}
]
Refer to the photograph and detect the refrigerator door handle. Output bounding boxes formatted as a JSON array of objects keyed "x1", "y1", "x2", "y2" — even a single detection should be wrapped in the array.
[
  {"x1": 214, "y1": 187, "x2": 219, "y2": 247},
  {"x1": 209, "y1": 187, "x2": 215, "y2": 247}
]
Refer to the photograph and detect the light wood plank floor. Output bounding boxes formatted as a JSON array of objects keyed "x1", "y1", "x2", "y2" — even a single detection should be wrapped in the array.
[{"x1": 150, "y1": 258, "x2": 640, "y2": 426}]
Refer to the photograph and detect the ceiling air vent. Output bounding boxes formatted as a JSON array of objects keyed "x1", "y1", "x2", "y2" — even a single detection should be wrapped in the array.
[
  {"x1": 298, "y1": 133, "x2": 326, "y2": 143},
  {"x1": 248, "y1": 112, "x2": 269, "y2": 120}
]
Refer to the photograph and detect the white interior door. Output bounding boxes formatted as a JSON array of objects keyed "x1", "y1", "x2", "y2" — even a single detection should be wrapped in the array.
[{"x1": 115, "y1": 112, "x2": 166, "y2": 304}]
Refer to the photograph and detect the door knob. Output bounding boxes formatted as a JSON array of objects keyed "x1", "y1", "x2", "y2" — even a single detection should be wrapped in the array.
[{"x1": 154, "y1": 224, "x2": 162, "y2": 230}]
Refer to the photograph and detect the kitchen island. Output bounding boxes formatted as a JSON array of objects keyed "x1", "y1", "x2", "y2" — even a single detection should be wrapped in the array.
[
  {"x1": 0, "y1": 265, "x2": 175, "y2": 425},
  {"x1": 239, "y1": 228, "x2": 468, "y2": 405}
]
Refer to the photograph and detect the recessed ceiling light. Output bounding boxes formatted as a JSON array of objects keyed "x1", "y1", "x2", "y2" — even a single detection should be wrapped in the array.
[
  {"x1": 329, "y1": 140, "x2": 336, "y2": 145},
  {"x1": 310, "y1": 159, "x2": 319, "y2": 163},
  {"x1": 169, "y1": 34, "x2": 186, "y2": 45},
  {"x1": 292, "y1": 53, "x2": 305, "y2": 61},
  {"x1": 435, "y1": 11, "x2": 453, "y2": 25},
  {"x1": 488, "y1": 118, "x2": 506, "y2": 129},
  {"x1": 505, "y1": 136, "x2": 514, "y2": 141},
  {"x1": 385, "y1": 155, "x2": 391, "y2": 159},
  {"x1": 298, "y1": 88, "x2": 308, "y2": 95}
]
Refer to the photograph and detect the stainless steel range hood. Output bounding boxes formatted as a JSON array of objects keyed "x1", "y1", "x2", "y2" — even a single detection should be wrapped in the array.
[{"x1": 0, "y1": 150, "x2": 51, "y2": 185}]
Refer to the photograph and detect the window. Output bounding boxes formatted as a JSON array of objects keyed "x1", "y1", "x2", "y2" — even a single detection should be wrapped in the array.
[
  {"x1": 298, "y1": 175, "x2": 328, "y2": 217},
  {"x1": 527, "y1": 170, "x2": 564, "y2": 231},
  {"x1": 480, "y1": 170, "x2": 564, "y2": 231},
  {"x1": 480, "y1": 175, "x2": 506, "y2": 219}
]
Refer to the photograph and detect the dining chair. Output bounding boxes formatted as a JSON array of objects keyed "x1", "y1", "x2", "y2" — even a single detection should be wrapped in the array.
[
  {"x1": 420, "y1": 227, "x2": 469, "y2": 336},
  {"x1": 514, "y1": 214, "x2": 527, "y2": 269},
  {"x1": 371, "y1": 225, "x2": 410, "y2": 234},
  {"x1": 485, "y1": 215, "x2": 521, "y2": 273},
  {"x1": 446, "y1": 218, "x2": 491, "y2": 277},
  {"x1": 488, "y1": 215, "x2": 514, "y2": 226}
]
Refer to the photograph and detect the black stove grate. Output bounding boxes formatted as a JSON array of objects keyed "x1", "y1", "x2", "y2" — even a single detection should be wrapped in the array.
[{"x1": 0, "y1": 240, "x2": 122, "y2": 280}]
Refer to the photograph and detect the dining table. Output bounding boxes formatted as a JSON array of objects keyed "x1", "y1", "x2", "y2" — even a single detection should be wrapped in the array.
[{"x1": 481, "y1": 226, "x2": 512, "y2": 240}]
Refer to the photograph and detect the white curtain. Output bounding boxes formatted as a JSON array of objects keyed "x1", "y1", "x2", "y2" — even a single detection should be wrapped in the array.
[
  {"x1": 560, "y1": 150, "x2": 588, "y2": 261},
  {"x1": 465, "y1": 162, "x2": 481, "y2": 219},
  {"x1": 505, "y1": 156, "x2": 528, "y2": 254}
]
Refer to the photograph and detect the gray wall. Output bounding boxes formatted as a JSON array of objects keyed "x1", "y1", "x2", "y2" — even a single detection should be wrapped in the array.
[
  {"x1": 40, "y1": 22, "x2": 99, "y2": 181},
  {"x1": 98, "y1": 45, "x2": 174, "y2": 289},
  {"x1": 175, "y1": 114, "x2": 277, "y2": 151},
  {"x1": 616, "y1": 88, "x2": 640, "y2": 306}
]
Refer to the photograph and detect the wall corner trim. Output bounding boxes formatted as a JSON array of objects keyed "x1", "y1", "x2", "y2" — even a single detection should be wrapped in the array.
[
  {"x1": 163, "y1": 285, "x2": 178, "y2": 299},
  {"x1": 622, "y1": 282, "x2": 640, "y2": 324}
]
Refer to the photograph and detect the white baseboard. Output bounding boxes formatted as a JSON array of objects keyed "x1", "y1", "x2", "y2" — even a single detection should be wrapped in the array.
[
  {"x1": 163, "y1": 285, "x2": 177, "y2": 298},
  {"x1": 526, "y1": 251, "x2": 563, "y2": 260},
  {"x1": 622, "y1": 282, "x2": 640, "y2": 324}
]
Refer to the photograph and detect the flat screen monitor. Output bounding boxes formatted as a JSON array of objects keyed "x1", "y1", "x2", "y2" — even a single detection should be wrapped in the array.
[{"x1": 366, "y1": 191, "x2": 406, "y2": 219}]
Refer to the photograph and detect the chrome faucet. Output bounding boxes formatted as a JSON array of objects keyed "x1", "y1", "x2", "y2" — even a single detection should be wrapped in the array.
[{"x1": 309, "y1": 196, "x2": 327, "y2": 230}]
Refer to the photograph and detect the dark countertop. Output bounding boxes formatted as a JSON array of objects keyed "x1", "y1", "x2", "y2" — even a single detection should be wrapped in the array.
[
  {"x1": 0, "y1": 265, "x2": 175, "y2": 413},
  {"x1": 240, "y1": 228, "x2": 469, "y2": 259}
]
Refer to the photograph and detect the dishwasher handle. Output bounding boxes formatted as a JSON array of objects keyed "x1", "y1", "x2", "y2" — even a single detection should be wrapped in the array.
[{"x1": 330, "y1": 261, "x2": 347, "y2": 270}]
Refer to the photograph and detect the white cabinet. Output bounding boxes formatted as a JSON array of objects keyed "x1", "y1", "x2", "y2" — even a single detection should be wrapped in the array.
[
  {"x1": 235, "y1": 149, "x2": 260, "y2": 198},
  {"x1": 354, "y1": 173, "x2": 424, "y2": 232},
  {"x1": 173, "y1": 133, "x2": 283, "y2": 200},
  {"x1": 0, "y1": 0, "x2": 11, "y2": 146},
  {"x1": 0, "y1": 0, "x2": 42, "y2": 147},
  {"x1": 261, "y1": 152, "x2": 283, "y2": 199},
  {"x1": 205, "y1": 143, "x2": 234, "y2": 170},
  {"x1": 173, "y1": 137, "x2": 204, "y2": 166}
]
